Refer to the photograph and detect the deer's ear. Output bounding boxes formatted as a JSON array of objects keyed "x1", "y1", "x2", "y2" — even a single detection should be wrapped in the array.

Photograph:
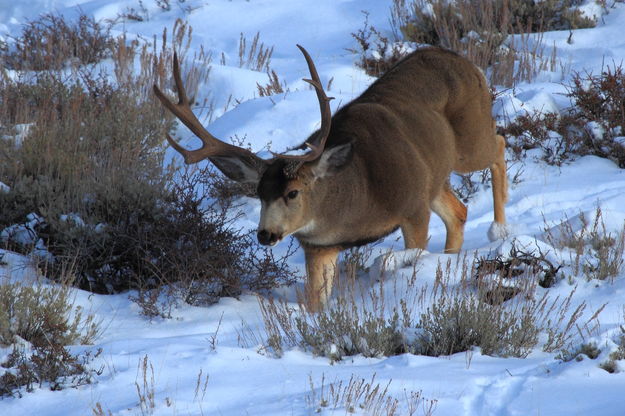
[
  {"x1": 310, "y1": 142, "x2": 353, "y2": 179},
  {"x1": 210, "y1": 155, "x2": 265, "y2": 184}
]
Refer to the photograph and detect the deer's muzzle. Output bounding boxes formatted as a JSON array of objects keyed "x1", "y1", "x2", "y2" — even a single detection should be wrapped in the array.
[{"x1": 257, "y1": 229, "x2": 281, "y2": 246}]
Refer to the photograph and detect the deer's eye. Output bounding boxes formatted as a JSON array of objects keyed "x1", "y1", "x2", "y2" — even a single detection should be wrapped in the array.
[{"x1": 287, "y1": 190, "x2": 299, "y2": 200}]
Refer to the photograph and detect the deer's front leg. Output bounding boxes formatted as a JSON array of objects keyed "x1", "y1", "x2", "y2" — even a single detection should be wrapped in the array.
[
  {"x1": 303, "y1": 245, "x2": 340, "y2": 312},
  {"x1": 401, "y1": 203, "x2": 431, "y2": 250}
]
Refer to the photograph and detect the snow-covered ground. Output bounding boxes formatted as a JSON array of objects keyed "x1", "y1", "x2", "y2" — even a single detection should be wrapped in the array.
[{"x1": 2, "y1": 0, "x2": 625, "y2": 415}]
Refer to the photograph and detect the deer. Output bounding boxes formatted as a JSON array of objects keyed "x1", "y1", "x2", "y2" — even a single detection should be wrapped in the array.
[{"x1": 154, "y1": 45, "x2": 508, "y2": 311}]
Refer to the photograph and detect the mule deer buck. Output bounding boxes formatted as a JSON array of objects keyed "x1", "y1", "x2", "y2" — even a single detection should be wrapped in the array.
[{"x1": 154, "y1": 45, "x2": 508, "y2": 311}]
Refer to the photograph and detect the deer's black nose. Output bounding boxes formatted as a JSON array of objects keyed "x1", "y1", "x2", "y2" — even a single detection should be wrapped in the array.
[{"x1": 257, "y1": 229, "x2": 280, "y2": 246}]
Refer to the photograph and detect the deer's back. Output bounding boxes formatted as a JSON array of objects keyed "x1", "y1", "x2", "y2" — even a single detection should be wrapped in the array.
[
  {"x1": 350, "y1": 47, "x2": 497, "y2": 173},
  {"x1": 304, "y1": 48, "x2": 498, "y2": 247}
]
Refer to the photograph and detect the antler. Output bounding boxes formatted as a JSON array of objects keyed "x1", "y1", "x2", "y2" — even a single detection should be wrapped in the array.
[
  {"x1": 153, "y1": 53, "x2": 259, "y2": 165},
  {"x1": 156, "y1": 47, "x2": 332, "y2": 177},
  {"x1": 276, "y1": 45, "x2": 334, "y2": 162}
]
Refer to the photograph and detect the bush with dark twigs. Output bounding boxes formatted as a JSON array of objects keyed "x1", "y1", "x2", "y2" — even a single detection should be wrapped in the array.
[
  {"x1": 0, "y1": 14, "x2": 295, "y2": 316},
  {"x1": 502, "y1": 64, "x2": 625, "y2": 168}
]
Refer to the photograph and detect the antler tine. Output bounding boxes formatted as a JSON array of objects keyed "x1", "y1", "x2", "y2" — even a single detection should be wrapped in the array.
[
  {"x1": 154, "y1": 52, "x2": 256, "y2": 164},
  {"x1": 172, "y1": 51, "x2": 189, "y2": 105},
  {"x1": 277, "y1": 45, "x2": 334, "y2": 162}
]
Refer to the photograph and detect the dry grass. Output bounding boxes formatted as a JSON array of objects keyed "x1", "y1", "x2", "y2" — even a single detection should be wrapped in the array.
[
  {"x1": 307, "y1": 373, "x2": 437, "y2": 416},
  {"x1": 257, "y1": 253, "x2": 418, "y2": 361},
  {"x1": 135, "y1": 355, "x2": 156, "y2": 416},
  {"x1": 257, "y1": 70, "x2": 285, "y2": 97},
  {"x1": 255, "y1": 251, "x2": 600, "y2": 361},
  {"x1": 238, "y1": 32, "x2": 274, "y2": 72},
  {"x1": 559, "y1": 342, "x2": 601, "y2": 362},
  {"x1": 93, "y1": 357, "x2": 208, "y2": 415},
  {"x1": 0, "y1": 278, "x2": 99, "y2": 348}
]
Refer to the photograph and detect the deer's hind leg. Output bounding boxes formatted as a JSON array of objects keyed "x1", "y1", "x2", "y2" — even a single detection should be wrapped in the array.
[
  {"x1": 490, "y1": 134, "x2": 508, "y2": 225},
  {"x1": 488, "y1": 134, "x2": 509, "y2": 240},
  {"x1": 431, "y1": 183, "x2": 467, "y2": 253}
]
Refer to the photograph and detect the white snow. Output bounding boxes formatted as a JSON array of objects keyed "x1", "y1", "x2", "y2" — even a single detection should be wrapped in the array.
[
  {"x1": 487, "y1": 221, "x2": 513, "y2": 242},
  {"x1": 2, "y1": 0, "x2": 625, "y2": 415},
  {"x1": 0, "y1": 213, "x2": 44, "y2": 247}
]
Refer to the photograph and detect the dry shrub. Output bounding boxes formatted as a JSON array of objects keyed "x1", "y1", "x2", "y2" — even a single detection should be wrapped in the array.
[
  {"x1": 121, "y1": 169, "x2": 260, "y2": 304},
  {"x1": 501, "y1": 62, "x2": 625, "y2": 167},
  {"x1": 393, "y1": 0, "x2": 509, "y2": 78},
  {"x1": 257, "y1": 255, "x2": 417, "y2": 361},
  {"x1": 559, "y1": 342, "x2": 601, "y2": 362},
  {"x1": 0, "y1": 49, "x2": 174, "y2": 293},
  {"x1": 258, "y1": 294, "x2": 406, "y2": 362},
  {"x1": 571, "y1": 64, "x2": 625, "y2": 125},
  {"x1": 356, "y1": 0, "x2": 594, "y2": 84},
  {"x1": 544, "y1": 208, "x2": 625, "y2": 282},
  {"x1": 416, "y1": 291, "x2": 538, "y2": 357},
  {"x1": 415, "y1": 259, "x2": 543, "y2": 358},
  {"x1": 0, "y1": 275, "x2": 101, "y2": 397},
  {"x1": 500, "y1": 111, "x2": 571, "y2": 164},
  {"x1": 1, "y1": 13, "x2": 113, "y2": 71},
  {"x1": 119, "y1": 0, "x2": 196, "y2": 22},
  {"x1": 0, "y1": 14, "x2": 294, "y2": 311},
  {"x1": 600, "y1": 312, "x2": 625, "y2": 373},
  {"x1": 129, "y1": 168, "x2": 297, "y2": 318},
  {"x1": 582, "y1": 222, "x2": 625, "y2": 282},
  {"x1": 450, "y1": 169, "x2": 492, "y2": 203},
  {"x1": 195, "y1": 135, "x2": 259, "y2": 201},
  {"x1": 473, "y1": 238, "x2": 608, "y2": 354},
  {"x1": 256, "y1": 252, "x2": 598, "y2": 361},
  {"x1": 395, "y1": 0, "x2": 595, "y2": 42},
  {"x1": 349, "y1": 11, "x2": 410, "y2": 77},
  {"x1": 566, "y1": 63, "x2": 625, "y2": 166},
  {"x1": 0, "y1": 280, "x2": 99, "y2": 347},
  {"x1": 450, "y1": 159, "x2": 524, "y2": 204},
  {"x1": 1, "y1": 342, "x2": 102, "y2": 397},
  {"x1": 475, "y1": 242, "x2": 563, "y2": 290}
]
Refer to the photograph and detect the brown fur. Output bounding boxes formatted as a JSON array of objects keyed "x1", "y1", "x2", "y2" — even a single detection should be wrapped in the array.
[
  {"x1": 160, "y1": 46, "x2": 508, "y2": 311},
  {"x1": 270, "y1": 48, "x2": 508, "y2": 310}
]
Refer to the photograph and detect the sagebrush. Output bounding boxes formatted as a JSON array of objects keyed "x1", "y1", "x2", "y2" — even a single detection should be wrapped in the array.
[
  {"x1": 0, "y1": 14, "x2": 294, "y2": 308},
  {"x1": 255, "y1": 253, "x2": 598, "y2": 361},
  {"x1": 0, "y1": 275, "x2": 101, "y2": 397}
]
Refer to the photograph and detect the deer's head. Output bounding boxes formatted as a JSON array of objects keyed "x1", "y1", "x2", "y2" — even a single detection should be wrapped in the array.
[{"x1": 154, "y1": 45, "x2": 353, "y2": 247}]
